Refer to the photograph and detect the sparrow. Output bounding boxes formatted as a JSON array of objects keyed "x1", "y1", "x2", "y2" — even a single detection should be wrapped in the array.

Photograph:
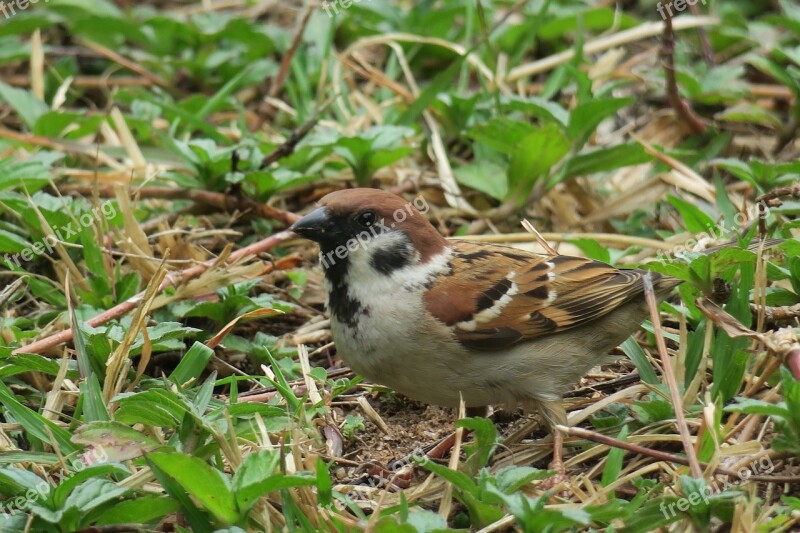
[{"x1": 289, "y1": 188, "x2": 685, "y2": 473}]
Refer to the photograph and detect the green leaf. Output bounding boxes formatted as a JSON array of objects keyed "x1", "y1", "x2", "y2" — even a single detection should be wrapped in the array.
[
  {"x1": 507, "y1": 123, "x2": 570, "y2": 198},
  {"x1": 170, "y1": 341, "x2": 214, "y2": 385},
  {"x1": 53, "y1": 465, "x2": 130, "y2": 510},
  {"x1": 71, "y1": 421, "x2": 160, "y2": 463},
  {"x1": 0, "y1": 353, "x2": 63, "y2": 378},
  {"x1": 500, "y1": 95, "x2": 570, "y2": 127},
  {"x1": 93, "y1": 494, "x2": 180, "y2": 526},
  {"x1": 316, "y1": 458, "x2": 333, "y2": 508},
  {"x1": 454, "y1": 160, "x2": 508, "y2": 200},
  {"x1": 715, "y1": 103, "x2": 782, "y2": 128},
  {"x1": 468, "y1": 118, "x2": 536, "y2": 154},
  {"x1": 568, "y1": 97, "x2": 634, "y2": 142},
  {"x1": 398, "y1": 54, "x2": 466, "y2": 125},
  {"x1": 0, "y1": 381, "x2": 76, "y2": 454},
  {"x1": 0, "y1": 229, "x2": 29, "y2": 254},
  {"x1": 457, "y1": 417, "x2": 498, "y2": 472},
  {"x1": 564, "y1": 143, "x2": 652, "y2": 179},
  {"x1": 147, "y1": 451, "x2": 238, "y2": 525},
  {"x1": 601, "y1": 425, "x2": 628, "y2": 488},
  {"x1": 0, "y1": 83, "x2": 48, "y2": 129},
  {"x1": 0, "y1": 466, "x2": 50, "y2": 497},
  {"x1": 147, "y1": 454, "x2": 213, "y2": 533},
  {"x1": 113, "y1": 388, "x2": 190, "y2": 428},
  {"x1": 234, "y1": 472, "x2": 316, "y2": 515},
  {"x1": 494, "y1": 466, "x2": 551, "y2": 493},
  {"x1": 415, "y1": 457, "x2": 477, "y2": 494},
  {"x1": 569, "y1": 238, "x2": 611, "y2": 263},
  {"x1": 620, "y1": 337, "x2": 659, "y2": 385},
  {"x1": 0, "y1": 452, "x2": 60, "y2": 466},
  {"x1": 232, "y1": 449, "x2": 280, "y2": 499},
  {"x1": 332, "y1": 126, "x2": 415, "y2": 184},
  {"x1": 724, "y1": 398, "x2": 789, "y2": 418},
  {"x1": 71, "y1": 303, "x2": 93, "y2": 380},
  {"x1": 79, "y1": 375, "x2": 109, "y2": 423},
  {"x1": 667, "y1": 196, "x2": 717, "y2": 234}
]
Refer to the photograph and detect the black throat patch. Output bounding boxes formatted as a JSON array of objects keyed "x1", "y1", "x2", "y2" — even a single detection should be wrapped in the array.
[{"x1": 321, "y1": 253, "x2": 365, "y2": 328}]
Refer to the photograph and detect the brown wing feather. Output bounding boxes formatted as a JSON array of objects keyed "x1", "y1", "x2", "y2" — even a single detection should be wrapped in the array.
[{"x1": 423, "y1": 240, "x2": 673, "y2": 351}]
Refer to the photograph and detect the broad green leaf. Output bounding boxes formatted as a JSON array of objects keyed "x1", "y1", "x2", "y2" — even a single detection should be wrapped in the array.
[
  {"x1": 53, "y1": 465, "x2": 130, "y2": 510},
  {"x1": 147, "y1": 451, "x2": 238, "y2": 525},
  {"x1": 0, "y1": 229, "x2": 29, "y2": 254},
  {"x1": 0, "y1": 353, "x2": 64, "y2": 378},
  {"x1": 234, "y1": 472, "x2": 316, "y2": 515},
  {"x1": 454, "y1": 160, "x2": 508, "y2": 200},
  {"x1": 71, "y1": 421, "x2": 160, "y2": 463},
  {"x1": 457, "y1": 417, "x2": 498, "y2": 472},
  {"x1": 568, "y1": 238, "x2": 611, "y2": 263},
  {"x1": 507, "y1": 124, "x2": 570, "y2": 198},
  {"x1": 0, "y1": 467, "x2": 50, "y2": 497},
  {"x1": 494, "y1": 466, "x2": 551, "y2": 493},
  {"x1": 0, "y1": 83, "x2": 48, "y2": 129},
  {"x1": 468, "y1": 118, "x2": 536, "y2": 154},
  {"x1": 667, "y1": 196, "x2": 716, "y2": 234},
  {"x1": 568, "y1": 97, "x2": 634, "y2": 142},
  {"x1": 113, "y1": 388, "x2": 190, "y2": 428},
  {"x1": 93, "y1": 494, "x2": 180, "y2": 526},
  {"x1": 147, "y1": 454, "x2": 213, "y2": 533}
]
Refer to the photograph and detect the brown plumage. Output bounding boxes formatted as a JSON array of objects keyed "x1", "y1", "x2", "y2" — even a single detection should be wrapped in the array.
[
  {"x1": 289, "y1": 188, "x2": 703, "y2": 479},
  {"x1": 425, "y1": 241, "x2": 681, "y2": 350}
]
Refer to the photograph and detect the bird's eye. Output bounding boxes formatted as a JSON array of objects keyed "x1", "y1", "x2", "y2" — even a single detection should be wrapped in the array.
[{"x1": 356, "y1": 210, "x2": 376, "y2": 227}]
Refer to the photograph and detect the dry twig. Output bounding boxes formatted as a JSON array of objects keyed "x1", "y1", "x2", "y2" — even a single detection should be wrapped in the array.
[
  {"x1": 12, "y1": 231, "x2": 294, "y2": 356},
  {"x1": 644, "y1": 275, "x2": 703, "y2": 478},
  {"x1": 558, "y1": 425, "x2": 800, "y2": 483},
  {"x1": 697, "y1": 297, "x2": 800, "y2": 380},
  {"x1": 661, "y1": 3, "x2": 707, "y2": 134}
]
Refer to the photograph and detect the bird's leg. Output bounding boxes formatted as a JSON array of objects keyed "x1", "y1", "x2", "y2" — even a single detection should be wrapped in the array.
[
  {"x1": 538, "y1": 400, "x2": 568, "y2": 487},
  {"x1": 550, "y1": 428, "x2": 565, "y2": 476}
]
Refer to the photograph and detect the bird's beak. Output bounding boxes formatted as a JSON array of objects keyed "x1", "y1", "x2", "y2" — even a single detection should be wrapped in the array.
[{"x1": 289, "y1": 206, "x2": 330, "y2": 241}]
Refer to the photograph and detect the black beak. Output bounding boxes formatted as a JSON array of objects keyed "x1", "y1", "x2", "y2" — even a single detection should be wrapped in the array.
[{"x1": 289, "y1": 206, "x2": 331, "y2": 241}]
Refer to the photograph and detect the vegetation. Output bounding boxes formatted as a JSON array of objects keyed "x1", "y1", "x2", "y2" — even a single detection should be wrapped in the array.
[{"x1": 0, "y1": 0, "x2": 798, "y2": 531}]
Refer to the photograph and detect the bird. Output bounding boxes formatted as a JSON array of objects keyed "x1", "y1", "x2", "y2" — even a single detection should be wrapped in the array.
[{"x1": 289, "y1": 188, "x2": 687, "y2": 475}]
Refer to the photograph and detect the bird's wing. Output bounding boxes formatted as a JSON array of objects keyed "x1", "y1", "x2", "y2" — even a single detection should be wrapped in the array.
[{"x1": 423, "y1": 240, "x2": 673, "y2": 350}]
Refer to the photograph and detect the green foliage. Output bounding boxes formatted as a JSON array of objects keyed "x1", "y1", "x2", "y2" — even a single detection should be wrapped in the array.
[
  {"x1": 0, "y1": 1, "x2": 796, "y2": 531},
  {"x1": 726, "y1": 368, "x2": 800, "y2": 454}
]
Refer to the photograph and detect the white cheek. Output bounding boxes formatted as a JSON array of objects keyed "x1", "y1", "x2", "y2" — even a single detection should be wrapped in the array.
[{"x1": 338, "y1": 236, "x2": 451, "y2": 320}]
